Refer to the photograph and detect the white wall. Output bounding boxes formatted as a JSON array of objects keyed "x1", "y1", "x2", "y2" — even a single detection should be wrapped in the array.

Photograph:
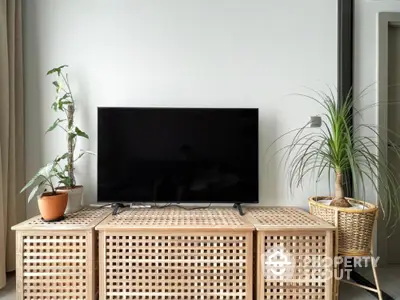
[
  {"x1": 354, "y1": 1, "x2": 400, "y2": 204},
  {"x1": 23, "y1": 0, "x2": 337, "y2": 217},
  {"x1": 355, "y1": 0, "x2": 400, "y2": 109},
  {"x1": 354, "y1": 0, "x2": 400, "y2": 260}
]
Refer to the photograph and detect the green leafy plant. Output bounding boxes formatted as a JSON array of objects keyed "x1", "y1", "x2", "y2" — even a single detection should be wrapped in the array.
[
  {"x1": 273, "y1": 88, "x2": 400, "y2": 222},
  {"x1": 46, "y1": 65, "x2": 92, "y2": 188},
  {"x1": 20, "y1": 161, "x2": 61, "y2": 202}
]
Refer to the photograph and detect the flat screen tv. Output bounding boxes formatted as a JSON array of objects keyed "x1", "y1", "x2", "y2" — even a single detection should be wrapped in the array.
[{"x1": 97, "y1": 107, "x2": 259, "y2": 204}]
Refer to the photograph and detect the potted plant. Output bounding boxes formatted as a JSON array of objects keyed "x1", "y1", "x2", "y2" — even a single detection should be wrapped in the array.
[
  {"x1": 20, "y1": 161, "x2": 68, "y2": 221},
  {"x1": 46, "y1": 65, "x2": 93, "y2": 213},
  {"x1": 273, "y1": 88, "x2": 400, "y2": 256}
]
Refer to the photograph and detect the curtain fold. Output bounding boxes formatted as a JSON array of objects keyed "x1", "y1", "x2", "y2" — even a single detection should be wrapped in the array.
[{"x1": 0, "y1": 0, "x2": 25, "y2": 289}]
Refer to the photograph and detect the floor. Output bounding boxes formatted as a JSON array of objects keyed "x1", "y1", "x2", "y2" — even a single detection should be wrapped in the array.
[
  {"x1": 0, "y1": 272, "x2": 15, "y2": 300},
  {"x1": 0, "y1": 267, "x2": 399, "y2": 299},
  {"x1": 339, "y1": 265, "x2": 400, "y2": 299}
]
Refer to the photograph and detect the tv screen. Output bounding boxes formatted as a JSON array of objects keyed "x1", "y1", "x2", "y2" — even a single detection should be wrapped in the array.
[{"x1": 97, "y1": 107, "x2": 258, "y2": 203}]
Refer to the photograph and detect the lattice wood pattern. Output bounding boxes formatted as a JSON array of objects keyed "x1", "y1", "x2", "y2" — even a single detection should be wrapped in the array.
[
  {"x1": 264, "y1": 282, "x2": 327, "y2": 300},
  {"x1": 13, "y1": 207, "x2": 111, "y2": 231},
  {"x1": 12, "y1": 207, "x2": 111, "y2": 300},
  {"x1": 99, "y1": 232, "x2": 253, "y2": 300},
  {"x1": 258, "y1": 232, "x2": 334, "y2": 300},
  {"x1": 251, "y1": 208, "x2": 335, "y2": 300},
  {"x1": 96, "y1": 207, "x2": 254, "y2": 230},
  {"x1": 97, "y1": 207, "x2": 254, "y2": 299},
  {"x1": 246, "y1": 207, "x2": 336, "y2": 230}
]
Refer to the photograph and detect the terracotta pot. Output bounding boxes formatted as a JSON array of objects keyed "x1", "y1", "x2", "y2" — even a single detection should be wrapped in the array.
[
  {"x1": 38, "y1": 192, "x2": 68, "y2": 221},
  {"x1": 56, "y1": 185, "x2": 84, "y2": 213}
]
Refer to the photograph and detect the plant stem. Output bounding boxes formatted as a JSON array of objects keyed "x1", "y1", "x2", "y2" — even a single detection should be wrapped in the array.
[
  {"x1": 335, "y1": 172, "x2": 344, "y2": 199},
  {"x1": 62, "y1": 73, "x2": 74, "y2": 103},
  {"x1": 67, "y1": 104, "x2": 75, "y2": 187},
  {"x1": 46, "y1": 177, "x2": 55, "y2": 194},
  {"x1": 57, "y1": 124, "x2": 68, "y2": 133},
  {"x1": 330, "y1": 171, "x2": 351, "y2": 207}
]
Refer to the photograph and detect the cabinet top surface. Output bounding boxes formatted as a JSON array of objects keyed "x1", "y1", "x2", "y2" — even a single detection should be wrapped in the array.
[
  {"x1": 12, "y1": 206, "x2": 335, "y2": 232},
  {"x1": 12, "y1": 207, "x2": 111, "y2": 231},
  {"x1": 245, "y1": 207, "x2": 335, "y2": 230},
  {"x1": 96, "y1": 207, "x2": 254, "y2": 231}
]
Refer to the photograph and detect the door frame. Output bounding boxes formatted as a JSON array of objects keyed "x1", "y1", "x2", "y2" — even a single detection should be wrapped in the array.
[
  {"x1": 337, "y1": 0, "x2": 354, "y2": 198},
  {"x1": 377, "y1": 12, "x2": 400, "y2": 265}
]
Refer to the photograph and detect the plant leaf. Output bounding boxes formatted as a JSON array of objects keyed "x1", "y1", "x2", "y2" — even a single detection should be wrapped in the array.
[
  {"x1": 74, "y1": 150, "x2": 96, "y2": 162},
  {"x1": 20, "y1": 172, "x2": 40, "y2": 193},
  {"x1": 55, "y1": 152, "x2": 69, "y2": 163},
  {"x1": 21, "y1": 163, "x2": 53, "y2": 194},
  {"x1": 45, "y1": 118, "x2": 66, "y2": 134},
  {"x1": 47, "y1": 65, "x2": 69, "y2": 76},
  {"x1": 39, "y1": 162, "x2": 55, "y2": 178},
  {"x1": 59, "y1": 177, "x2": 72, "y2": 187},
  {"x1": 52, "y1": 81, "x2": 62, "y2": 93},
  {"x1": 27, "y1": 185, "x2": 39, "y2": 202},
  {"x1": 58, "y1": 100, "x2": 73, "y2": 110},
  {"x1": 75, "y1": 127, "x2": 89, "y2": 139},
  {"x1": 58, "y1": 93, "x2": 70, "y2": 101}
]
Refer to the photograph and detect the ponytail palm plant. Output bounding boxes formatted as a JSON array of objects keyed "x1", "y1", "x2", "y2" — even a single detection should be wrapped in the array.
[{"x1": 278, "y1": 88, "x2": 400, "y2": 223}]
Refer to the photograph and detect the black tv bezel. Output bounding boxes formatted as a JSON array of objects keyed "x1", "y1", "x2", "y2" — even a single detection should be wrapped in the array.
[{"x1": 97, "y1": 107, "x2": 259, "y2": 204}]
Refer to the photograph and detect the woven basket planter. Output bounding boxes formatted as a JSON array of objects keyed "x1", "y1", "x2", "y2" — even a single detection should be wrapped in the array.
[{"x1": 309, "y1": 197, "x2": 378, "y2": 256}]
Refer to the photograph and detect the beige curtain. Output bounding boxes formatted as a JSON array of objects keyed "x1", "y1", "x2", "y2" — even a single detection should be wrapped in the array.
[{"x1": 0, "y1": 0, "x2": 25, "y2": 290}]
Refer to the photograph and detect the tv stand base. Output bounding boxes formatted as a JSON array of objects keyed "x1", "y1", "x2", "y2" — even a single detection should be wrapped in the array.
[
  {"x1": 233, "y1": 203, "x2": 245, "y2": 216},
  {"x1": 111, "y1": 203, "x2": 127, "y2": 215}
]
